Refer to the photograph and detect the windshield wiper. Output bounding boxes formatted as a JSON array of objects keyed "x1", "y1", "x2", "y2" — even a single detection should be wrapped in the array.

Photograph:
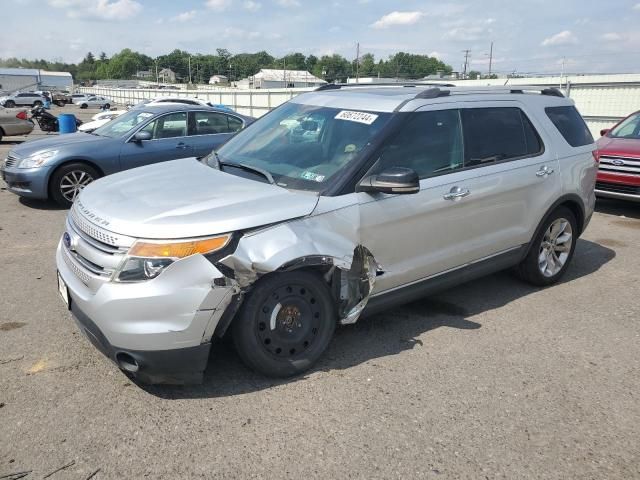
[{"x1": 218, "y1": 159, "x2": 275, "y2": 184}]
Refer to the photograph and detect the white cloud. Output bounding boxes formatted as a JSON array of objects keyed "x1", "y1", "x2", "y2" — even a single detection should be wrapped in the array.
[
  {"x1": 172, "y1": 10, "x2": 197, "y2": 22},
  {"x1": 428, "y1": 51, "x2": 441, "y2": 60},
  {"x1": 541, "y1": 30, "x2": 578, "y2": 47},
  {"x1": 204, "y1": 0, "x2": 229, "y2": 10},
  {"x1": 243, "y1": 0, "x2": 261, "y2": 12},
  {"x1": 277, "y1": 0, "x2": 300, "y2": 6},
  {"x1": 601, "y1": 32, "x2": 622, "y2": 42},
  {"x1": 371, "y1": 11, "x2": 424, "y2": 29},
  {"x1": 633, "y1": 3, "x2": 640, "y2": 10},
  {"x1": 47, "y1": 0, "x2": 142, "y2": 20}
]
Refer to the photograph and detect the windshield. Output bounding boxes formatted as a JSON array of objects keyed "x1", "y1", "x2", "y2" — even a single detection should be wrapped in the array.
[
  {"x1": 93, "y1": 110, "x2": 155, "y2": 138},
  {"x1": 211, "y1": 102, "x2": 391, "y2": 192},
  {"x1": 610, "y1": 112, "x2": 640, "y2": 139}
]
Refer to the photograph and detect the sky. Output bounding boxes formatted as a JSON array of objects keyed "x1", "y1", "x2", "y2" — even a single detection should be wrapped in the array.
[{"x1": 2, "y1": 0, "x2": 640, "y2": 75}]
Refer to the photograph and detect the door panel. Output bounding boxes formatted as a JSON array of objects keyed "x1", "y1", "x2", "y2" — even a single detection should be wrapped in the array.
[
  {"x1": 119, "y1": 112, "x2": 193, "y2": 170},
  {"x1": 358, "y1": 100, "x2": 560, "y2": 295}
]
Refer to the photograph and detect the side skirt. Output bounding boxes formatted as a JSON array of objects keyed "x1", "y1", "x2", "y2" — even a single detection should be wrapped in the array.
[{"x1": 362, "y1": 245, "x2": 528, "y2": 317}]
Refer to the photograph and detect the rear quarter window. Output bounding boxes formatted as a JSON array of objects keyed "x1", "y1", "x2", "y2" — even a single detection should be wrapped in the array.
[{"x1": 545, "y1": 106, "x2": 593, "y2": 147}]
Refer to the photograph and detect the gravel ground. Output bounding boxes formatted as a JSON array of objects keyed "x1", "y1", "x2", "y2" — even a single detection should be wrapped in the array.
[{"x1": 0, "y1": 107, "x2": 639, "y2": 479}]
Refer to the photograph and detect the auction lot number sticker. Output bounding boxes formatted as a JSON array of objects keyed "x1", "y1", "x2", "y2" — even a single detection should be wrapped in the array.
[{"x1": 335, "y1": 110, "x2": 379, "y2": 125}]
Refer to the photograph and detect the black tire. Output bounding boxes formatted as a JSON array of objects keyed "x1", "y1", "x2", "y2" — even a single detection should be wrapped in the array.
[
  {"x1": 4, "y1": 100, "x2": 15, "y2": 108},
  {"x1": 49, "y1": 162, "x2": 100, "y2": 207},
  {"x1": 55, "y1": 101, "x2": 65, "y2": 107},
  {"x1": 80, "y1": 103, "x2": 88, "y2": 109},
  {"x1": 103, "y1": 103, "x2": 110, "y2": 109},
  {"x1": 232, "y1": 271, "x2": 336, "y2": 377},
  {"x1": 516, "y1": 206, "x2": 578, "y2": 286},
  {"x1": 33, "y1": 100, "x2": 42, "y2": 107}
]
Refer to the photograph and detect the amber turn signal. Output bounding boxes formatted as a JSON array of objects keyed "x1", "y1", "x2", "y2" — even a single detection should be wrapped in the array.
[{"x1": 128, "y1": 235, "x2": 231, "y2": 258}]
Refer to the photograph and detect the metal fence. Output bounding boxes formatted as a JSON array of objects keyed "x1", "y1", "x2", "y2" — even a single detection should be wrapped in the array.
[{"x1": 80, "y1": 79, "x2": 640, "y2": 137}]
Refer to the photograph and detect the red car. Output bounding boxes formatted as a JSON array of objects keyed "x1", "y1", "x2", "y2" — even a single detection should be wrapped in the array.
[{"x1": 596, "y1": 110, "x2": 640, "y2": 202}]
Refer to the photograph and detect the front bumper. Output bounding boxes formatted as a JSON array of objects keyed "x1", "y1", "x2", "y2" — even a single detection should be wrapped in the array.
[
  {"x1": 56, "y1": 241, "x2": 236, "y2": 384},
  {"x1": 0, "y1": 165, "x2": 51, "y2": 199}
]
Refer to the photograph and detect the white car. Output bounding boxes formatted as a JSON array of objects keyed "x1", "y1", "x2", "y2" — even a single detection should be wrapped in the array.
[
  {"x1": 131, "y1": 96, "x2": 234, "y2": 112},
  {"x1": 74, "y1": 95, "x2": 113, "y2": 109},
  {"x1": 78, "y1": 109, "x2": 127, "y2": 132}
]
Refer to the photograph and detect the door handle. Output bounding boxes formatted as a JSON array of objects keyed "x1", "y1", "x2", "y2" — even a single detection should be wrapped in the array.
[
  {"x1": 443, "y1": 186, "x2": 471, "y2": 200},
  {"x1": 175, "y1": 142, "x2": 188, "y2": 149},
  {"x1": 536, "y1": 165, "x2": 555, "y2": 177}
]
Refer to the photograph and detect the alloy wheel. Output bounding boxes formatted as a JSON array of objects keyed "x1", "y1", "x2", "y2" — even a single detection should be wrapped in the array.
[
  {"x1": 538, "y1": 218, "x2": 573, "y2": 277},
  {"x1": 59, "y1": 170, "x2": 94, "y2": 202}
]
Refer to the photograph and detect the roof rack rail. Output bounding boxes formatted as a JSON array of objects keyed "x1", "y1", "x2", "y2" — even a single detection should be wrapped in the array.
[
  {"x1": 315, "y1": 82, "x2": 455, "y2": 91},
  {"x1": 509, "y1": 87, "x2": 564, "y2": 97}
]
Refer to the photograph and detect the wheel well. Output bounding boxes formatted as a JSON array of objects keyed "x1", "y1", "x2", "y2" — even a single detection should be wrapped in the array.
[
  {"x1": 559, "y1": 199, "x2": 585, "y2": 235},
  {"x1": 47, "y1": 159, "x2": 105, "y2": 196}
]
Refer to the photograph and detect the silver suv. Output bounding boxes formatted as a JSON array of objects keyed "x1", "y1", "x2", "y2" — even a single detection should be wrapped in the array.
[{"x1": 55, "y1": 85, "x2": 597, "y2": 384}]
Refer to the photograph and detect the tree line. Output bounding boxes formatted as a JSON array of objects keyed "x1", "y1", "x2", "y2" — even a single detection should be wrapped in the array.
[{"x1": 1, "y1": 48, "x2": 453, "y2": 84}]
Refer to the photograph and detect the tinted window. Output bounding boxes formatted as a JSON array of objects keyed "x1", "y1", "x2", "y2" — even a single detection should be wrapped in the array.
[
  {"x1": 190, "y1": 111, "x2": 231, "y2": 135},
  {"x1": 141, "y1": 112, "x2": 188, "y2": 139},
  {"x1": 462, "y1": 107, "x2": 542, "y2": 166},
  {"x1": 227, "y1": 115, "x2": 243, "y2": 132},
  {"x1": 545, "y1": 106, "x2": 593, "y2": 147},
  {"x1": 374, "y1": 109, "x2": 464, "y2": 179}
]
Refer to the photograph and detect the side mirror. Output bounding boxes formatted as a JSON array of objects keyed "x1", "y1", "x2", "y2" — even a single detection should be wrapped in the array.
[
  {"x1": 132, "y1": 131, "x2": 152, "y2": 142},
  {"x1": 358, "y1": 167, "x2": 420, "y2": 195},
  {"x1": 600, "y1": 128, "x2": 610, "y2": 137}
]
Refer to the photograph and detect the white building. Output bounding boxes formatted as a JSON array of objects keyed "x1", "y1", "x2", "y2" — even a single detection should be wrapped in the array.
[
  {"x1": 238, "y1": 69, "x2": 326, "y2": 89},
  {"x1": 0, "y1": 68, "x2": 73, "y2": 93},
  {"x1": 209, "y1": 74, "x2": 228, "y2": 85},
  {"x1": 158, "y1": 68, "x2": 176, "y2": 83}
]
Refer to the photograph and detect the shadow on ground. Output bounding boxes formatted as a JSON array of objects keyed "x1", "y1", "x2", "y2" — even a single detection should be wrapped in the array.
[
  {"x1": 18, "y1": 196, "x2": 67, "y2": 211},
  {"x1": 595, "y1": 198, "x2": 640, "y2": 220},
  {"x1": 141, "y1": 238, "x2": 615, "y2": 399}
]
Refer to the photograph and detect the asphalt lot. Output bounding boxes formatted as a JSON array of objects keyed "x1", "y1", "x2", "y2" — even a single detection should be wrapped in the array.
[{"x1": 0, "y1": 106, "x2": 639, "y2": 479}]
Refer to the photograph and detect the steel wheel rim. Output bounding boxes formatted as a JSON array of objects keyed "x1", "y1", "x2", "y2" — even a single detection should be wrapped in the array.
[
  {"x1": 256, "y1": 283, "x2": 322, "y2": 359},
  {"x1": 538, "y1": 217, "x2": 573, "y2": 277},
  {"x1": 59, "y1": 170, "x2": 94, "y2": 202}
]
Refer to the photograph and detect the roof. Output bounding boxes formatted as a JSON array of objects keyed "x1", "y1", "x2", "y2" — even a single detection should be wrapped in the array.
[
  {"x1": 0, "y1": 68, "x2": 40, "y2": 77},
  {"x1": 293, "y1": 84, "x2": 570, "y2": 113},
  {"x1": 41, "y1": 70, "x2": 73, "y2": 78},
  {"x1": 253, "y1": 69, "x2": 326, "y2": 83}
]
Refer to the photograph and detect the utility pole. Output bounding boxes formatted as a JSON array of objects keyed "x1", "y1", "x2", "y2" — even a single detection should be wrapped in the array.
[
  {"x1": 462, "y1": 49, "x2": 471, "y2": 79},
  {"x1": 283, "y1": 57, "x2": 287, "y2": 88},
  {"x1": 488, "y1": 42, "x2": 493, "y2": 77},
  {"x1": 155, "y1": 59, "x2": 159, "y2": 85},
  {"x1": 560, "y1": 56, "x2": 566, "y2": 89},
  {"x1": 355, "y1": 42, "x2": 360, "y2": 83},
  {"x1": 188, "y1": 55, "x2": 192, "y2": 84}
]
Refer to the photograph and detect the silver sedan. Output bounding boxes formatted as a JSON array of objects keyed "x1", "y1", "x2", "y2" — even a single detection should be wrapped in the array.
[{"x1": 0, "y1": 106, "x2": 34, "y2": 141}]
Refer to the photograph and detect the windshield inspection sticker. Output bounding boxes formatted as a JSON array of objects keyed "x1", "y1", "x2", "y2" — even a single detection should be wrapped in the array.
[
  {"x1": 301, "y1": 171, "x2": 326, "y2": 182},
  {"x1": 335, "y1": 110, "x2": 379, "y2": 125}
]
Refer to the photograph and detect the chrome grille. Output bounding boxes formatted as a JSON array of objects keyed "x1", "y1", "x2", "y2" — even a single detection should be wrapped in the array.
[
  {"x1": 598, "y1": 156, "x2": 640, "y2": 176},
  {"x1": 70, "y1": 206, "x2": 122, "y2": 247},
  {"x1": 3, "y1": 154, "x2": 19, "y2": 168},
  {"x1": 62, "y1": 246, "x2": 91, "y2": 285}
]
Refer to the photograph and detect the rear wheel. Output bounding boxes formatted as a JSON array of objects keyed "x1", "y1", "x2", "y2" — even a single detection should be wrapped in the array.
[
  {"x1": 80, "y1": 103, "x2": 88, "y2": 109},
  {"x1": 516, "y1": 206, "x2": 577, "y2": 286},
  {"x1": 4, "y1": 100, "x2": 15, "y2": 108},
  {"x1": 103, "y1": 103, "x2": 110, "y2": 109},
  {"x1": 232, "y1": 271, "x2": 336, "y2": 377},
  {"x1": 50, "y1": 162, "x2": 99, "y2": 207}
]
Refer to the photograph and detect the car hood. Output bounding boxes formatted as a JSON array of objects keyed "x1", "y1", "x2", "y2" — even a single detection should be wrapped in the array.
[
  {"x1": 597, "y1": 136, "x2": 640, "y2": 157},
  {"x1": 10, "y1": 132, "x2": 109, "y2": 157},
  {"x1": 75, "y1": 158, "x2": 320, "y2": 239}
]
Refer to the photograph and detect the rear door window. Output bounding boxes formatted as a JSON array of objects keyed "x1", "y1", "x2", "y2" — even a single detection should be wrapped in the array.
[
  {"x1": 190, "y1": 111, "x2": 232, "y2": 135},
  {"x1": 461, "y1": 107, "x2": 543, "y2": 166},
  {"x1": 545, "y1": 106, "x2": 593, "y2": 147}
]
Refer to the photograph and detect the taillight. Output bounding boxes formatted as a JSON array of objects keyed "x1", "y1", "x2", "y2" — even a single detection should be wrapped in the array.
[
  {"x1": 15, "y1": 111, "x2": 27, "y2": 120},
  {"x1": 592, "y1": 150, "x2": 600, "y2": 163}
]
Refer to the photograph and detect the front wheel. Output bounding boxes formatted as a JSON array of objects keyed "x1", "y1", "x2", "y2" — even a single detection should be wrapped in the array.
[
  {"x1": 516, "y1": 206, "x2": 577, "y2": 286},
  {"x1": 80, "y1": 103, "x2": 88, "y2": 109},
  {"x1": 33, "y1": 100, "x2": 43, "y2": 107},
  {"x1": 232, "y1": 271, "x2": 336, "y2": 377},
  {"x1": 50, "y1": 162, "x2": 99, "y2": 207},
  {"x1": 103, "y1": 103, "x2": 110, "y2": 109}
]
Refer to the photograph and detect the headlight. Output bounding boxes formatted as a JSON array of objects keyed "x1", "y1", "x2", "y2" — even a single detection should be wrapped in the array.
[
  {"x1": 18, "y1": 150, "x2": 57, "y2": 169},
  {"x1": 114, "y1": 234, "x2": 231, "y2": 282}
]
